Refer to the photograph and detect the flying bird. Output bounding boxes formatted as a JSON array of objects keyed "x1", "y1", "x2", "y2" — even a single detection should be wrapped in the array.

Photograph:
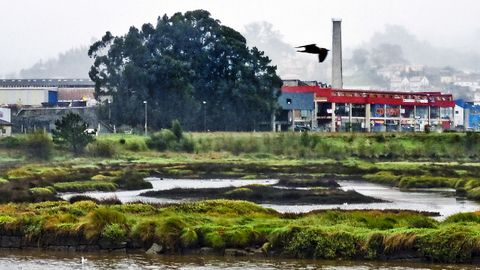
[{"x1": 295, "y1": 44, "x2": 329, "y2": 62}]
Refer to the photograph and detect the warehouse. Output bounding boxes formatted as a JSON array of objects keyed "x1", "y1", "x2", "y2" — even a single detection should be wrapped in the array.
[
  {"x1": 0, "y1": 79, "x2": 94, "y2": 107},
  {"x1": 282, "y1": 82, "x2": 455, "y2": 132}
]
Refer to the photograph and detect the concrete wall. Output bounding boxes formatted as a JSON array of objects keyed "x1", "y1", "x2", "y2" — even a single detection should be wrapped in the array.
[
  {"x1": 13, "y1": 107, "x2": 99, "y2": 133},
  {"x1": 0, "y1": 88, "x2": 56, "y2": 106}
]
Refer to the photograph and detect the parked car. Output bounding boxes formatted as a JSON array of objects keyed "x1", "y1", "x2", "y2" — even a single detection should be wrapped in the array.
[{"x1": 293, "y1": 125, "x2": 311, "y2": 132}]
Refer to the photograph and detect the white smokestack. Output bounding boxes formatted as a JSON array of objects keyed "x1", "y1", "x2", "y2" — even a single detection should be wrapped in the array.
[{"x1": 331, "y1": 18, "x2": 343, "y2": 89}]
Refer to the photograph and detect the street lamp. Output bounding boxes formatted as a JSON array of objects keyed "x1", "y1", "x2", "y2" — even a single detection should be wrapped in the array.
[
  {"x1": 107, "y1": 99, "x2": 111, "y2": 124},
  {"x1": 143, "y1": 100, "x2": 148, "y2": 136},
  {"x1": 202, "y1": 100, "x2": 207, "y2": 132}
]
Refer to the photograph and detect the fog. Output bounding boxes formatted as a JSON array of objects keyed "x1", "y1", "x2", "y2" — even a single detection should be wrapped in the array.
[{"x1": 1, "y1": 0, "x2": 479, "y2": 78}]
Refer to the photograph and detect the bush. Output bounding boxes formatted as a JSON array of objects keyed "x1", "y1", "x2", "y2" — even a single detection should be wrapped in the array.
[
  {"x1": 147, "y1": 129, "x2": 176, "y2": 151},
  {"x1": 125, "y1": 140, "x2": 148, "y2": 152},
  {"x1": 68, "y1": 195, "x2": 100, "y2": 204},
  {"x1": 86, "y1": 140, "x2": 117, "y2": 158},
  {"x1": 0, "y1": 136, "x2": 22, "y2": 149},
  {"x1": 444, "y1": 212, "x2": 480, "y2": 223},
  {"x1": 102, "y1": 223, "x2": 127, "y2": 242},
  {"x1": 112, "y1": 170, "x2": 152, "y2": 190},
  {"x1": 171, "y1": 119, "x2": 183, "y2": 140},
  {"x1": 147, "y1": 129, "x2": 194, "y2": 152},
  {"x1": 53, "y1": 181, "x2": 117, "y2": 192},
  {"x1": 84, "y1": 207, "x2": 127, "y2": 239},
  {"x1": 24, "y1": 132, "x2": 53, "y2": 160}
]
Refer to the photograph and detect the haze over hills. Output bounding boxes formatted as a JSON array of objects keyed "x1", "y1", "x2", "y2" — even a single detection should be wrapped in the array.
[
  {"x1": 12, "y1": 23, "x2": 480, "y2": 85},
  {"x1": 17, "y1": 46, "x2": 93, "y2": 79}
]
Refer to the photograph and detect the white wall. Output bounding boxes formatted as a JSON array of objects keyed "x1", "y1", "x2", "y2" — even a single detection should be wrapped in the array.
[
  {"x1": 454, "y1": 105, "x2": 464, "y2": 127},
  {"x1": 0, "y1": 107, "x2": 11, "y2": 122},
  {"x1": 0, "y1": 88, "x2": 55, "y2": 106}
]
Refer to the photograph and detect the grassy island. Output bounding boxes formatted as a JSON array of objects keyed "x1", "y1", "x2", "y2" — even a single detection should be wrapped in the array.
[
  {"x1": 139, "y1": 184, "x2": 382, "y2": 204},
  {"x1": 0, "y1": 200, "x2": 477, "y2": 263}
]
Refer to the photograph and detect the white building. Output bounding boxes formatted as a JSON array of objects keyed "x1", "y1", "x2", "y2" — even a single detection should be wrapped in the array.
[
  {"x1": 409, "y1": 76, "x2": 430, "y2": 91},
  {"x1": 0, "y1": 108, "x2": 12, "y2": 136},
  {"x1": 453, "y1": 104, "x2": 464, "y2": 128}
]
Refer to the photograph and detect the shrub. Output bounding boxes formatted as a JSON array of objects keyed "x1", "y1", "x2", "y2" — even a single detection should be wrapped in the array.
[
  {"x1": 24, "y1": 131, "x2": 53, "y2": 160},
  {"x1": 171, "y1": 119, "x2": 183, "y2": 140},
  {"x1": 417, "y1": 230, "x2": 475, "y2": 263},
  {"x1": 125, "y1": 139, "x2": 148, "y2": 152},
  {"x1": 29, "y1": 187, "x2": 54, "y2": 196},
  {"x1": 147, "y1": 129, "x2": 176, "y2": 151},
  {"x1": 119, "y1": 138, "x2": 126, "y2": 145},
  {"x1": 0, "y1": 136, "x2": 22, "y2": 149},
  {"x1": 68, "y1": 195, "x2": 100, "y2": 204},
  {"x1": 156, "y1": 217, "x2": 187, "y2": 250},
  {"x1": 102, "y1": 223, "x2": 127, "y2": 243},
  {"x1": 132, "y1": 220, "x2": 158, "y2": 246},
  {"x1": 444, "y1": 212, "x2": 480, "y2": 223},
  {"x1": 180, "y1": 227, "x2": 198, "y2": 248},
  {"x1": 84, "y1": 207, "x2": 127, "y2": 239},
  {"x1": 86, "y1": 140, "x2": 117, "y2": 158},
  {"x1": 204, "y1": 231, "x2": 226, "y2": 249},
  {"x1": 53, "y1": 181, "x2": 117, "y2": 192},
  {"x1": 113, "y1": 170, "x2": 152, "y2": 190}
]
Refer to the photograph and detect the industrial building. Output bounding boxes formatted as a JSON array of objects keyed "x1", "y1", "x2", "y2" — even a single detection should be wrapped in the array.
[
  {"x1": 0, "y1": 79, "x2": 95, "y2": 107},
  {"x1": 455, "y1": 100, "x2": 480, "y2": 131},
  {"x1": 280, "y1": 81, "x2": 455, "y2": 132}
]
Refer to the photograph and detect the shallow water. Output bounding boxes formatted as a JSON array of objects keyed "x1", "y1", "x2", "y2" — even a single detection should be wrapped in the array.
[
  {"x1": 264, "y1": 180, "x2": 480, "y2": 219},
  {"x1": 61, "y1": 178, "x2": 480, "y2": 218},
  {"x1": 0, "y1": 250, "x2": 477, "y2": 270}
]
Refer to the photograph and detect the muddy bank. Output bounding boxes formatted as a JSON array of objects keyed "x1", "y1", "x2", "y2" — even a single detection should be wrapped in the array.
[{"x1": 139, "y1": 184, "x2": 383, "y2": 204}]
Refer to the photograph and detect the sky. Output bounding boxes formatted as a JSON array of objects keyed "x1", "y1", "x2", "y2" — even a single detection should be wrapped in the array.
[{"x1": 0, "y1": 0, "x2": 479, "y2": 76}]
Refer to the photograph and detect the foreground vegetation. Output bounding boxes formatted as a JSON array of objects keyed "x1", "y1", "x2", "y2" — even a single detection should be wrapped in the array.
[
  {"x1": 0, "y1": 200, "x2": 478, "y2": 263},
  {"x1": 2, "y1": 132, "x2": 480, "y2": 202}
]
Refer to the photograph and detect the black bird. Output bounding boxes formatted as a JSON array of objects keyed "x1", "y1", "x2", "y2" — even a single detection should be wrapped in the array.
[{"x1": 295, "y1": 44, "x2": 329, "y2": 62}]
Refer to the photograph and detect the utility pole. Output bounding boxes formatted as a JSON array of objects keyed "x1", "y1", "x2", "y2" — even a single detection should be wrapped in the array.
[
  {"x1": 143, "y1": 100, "x2": 148, "y2": 136},
  {"x1": 202, "y1": 101, "x2": 207, "y2": 132}
]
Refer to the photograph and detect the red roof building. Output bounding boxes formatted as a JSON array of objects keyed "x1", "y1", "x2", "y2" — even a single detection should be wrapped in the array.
[{"x1": 281, "y1": 83, "x2": 455, "y2": 132}]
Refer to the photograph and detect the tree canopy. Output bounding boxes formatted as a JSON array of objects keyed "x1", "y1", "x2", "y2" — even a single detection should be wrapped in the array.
[
  {"x1": 52, "y1": 112, "x2": 94, "y2": 155},
  {"x1": 89, "y1": 10, "x2": 282, "y2": 131}
]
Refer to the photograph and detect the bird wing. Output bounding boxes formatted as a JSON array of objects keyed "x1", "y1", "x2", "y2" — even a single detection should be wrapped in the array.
[
  {"x1": 295, "y1": 44, "x2": 316, "y2": 48},
  {"x1": 318, "y1": 49, "x2": 329, "y2": 62}
]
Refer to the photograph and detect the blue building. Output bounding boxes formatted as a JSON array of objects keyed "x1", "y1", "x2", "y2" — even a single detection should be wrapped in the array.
[
  {"x1": 455, "y1": 100, "x2": 480, "y2": 131},
  {"x1": 276, "y1": 92, "x2": 315, "y2": 131}
]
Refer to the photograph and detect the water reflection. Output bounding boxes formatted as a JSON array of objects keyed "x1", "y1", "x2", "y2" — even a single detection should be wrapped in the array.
[{"x1": 0, "y1": 250, "x2": 477, "y2": 270}]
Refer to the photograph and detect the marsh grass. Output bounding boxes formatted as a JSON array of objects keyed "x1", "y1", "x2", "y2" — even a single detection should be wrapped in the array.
[{"x1": 0, "y1": 200, "x2": 476, "y2": 262}]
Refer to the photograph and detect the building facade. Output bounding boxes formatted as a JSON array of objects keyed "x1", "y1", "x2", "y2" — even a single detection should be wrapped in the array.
[
  {"x1": 0, "y1": 108, "x2": 12, "y2": 136},
  {"x1": 282, "y1": 83, "x2": 455, "y2": 132},
  {"x1": 0, "y1": 79, "x2": 95, "y2": 107}
]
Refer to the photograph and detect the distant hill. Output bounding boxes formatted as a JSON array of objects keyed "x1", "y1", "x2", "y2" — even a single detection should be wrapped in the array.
[
  {"x1": 361, "y1": 25, "x2": 480, "y2": 71},
  {"x1": 19, "y1": 46, "x2": 92, "y2": 78}
]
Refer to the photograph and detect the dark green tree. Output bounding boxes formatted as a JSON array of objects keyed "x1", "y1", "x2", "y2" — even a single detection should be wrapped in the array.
[
  {"x1": 88, "y1": 10, "x2": 282, "y2": 131},
  {"x1": 52, "y1": 113, "x2": 95, "y2": 155}
]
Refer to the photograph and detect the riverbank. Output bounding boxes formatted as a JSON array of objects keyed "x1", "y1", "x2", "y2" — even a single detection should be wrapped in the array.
[{"x1": 0, "y1": 200, "x2": 478, "y2": 263}]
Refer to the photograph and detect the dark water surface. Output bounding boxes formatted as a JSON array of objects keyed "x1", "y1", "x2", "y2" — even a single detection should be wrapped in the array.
[{"x1": 0, "y1": 250, "x2": 477, "y2": 270}]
